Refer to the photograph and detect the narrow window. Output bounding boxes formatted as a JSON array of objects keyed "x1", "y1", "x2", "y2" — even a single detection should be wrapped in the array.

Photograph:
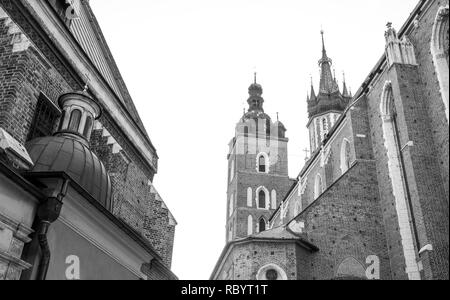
[
  {"x1": 68, "y1": 109, "x2": 82, "y2": 132},
  {"x1": 258, "y1": 190, "x2": 266, "y2": 209},
  {"x1": 83, "y1": 116, "x2": 93, "y2": 138},
  {"x1": 259, "y1": 218, "x2": 266, "y2": 232},
  {"x1": 258, "y1": 155, "x2": 266, "y2": 173}
]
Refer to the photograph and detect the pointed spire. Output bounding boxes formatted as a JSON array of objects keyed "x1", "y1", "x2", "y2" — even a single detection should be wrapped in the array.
[
  {"x1": 318, "y1": 30, "x2": 337, "y2": 94},
  {"x1": 309, "y1": 76, "x2": 316, "y2": 101},
  {"x1": 342, "y1": 72, "x2": 350, "y2": 97},
  {"x1": 321, "y1": 29, "x2": 327, "y2": 59}
]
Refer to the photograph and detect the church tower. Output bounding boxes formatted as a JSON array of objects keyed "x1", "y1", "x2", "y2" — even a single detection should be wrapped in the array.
[
  {"x1": 225, "y1": 76, "x2": 293, "y2": 242},
  {"x1": 307, "y1": 31, "x2": 352, "y2": 153}
]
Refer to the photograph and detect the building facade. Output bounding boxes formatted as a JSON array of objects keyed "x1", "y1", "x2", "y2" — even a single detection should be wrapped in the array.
[
  {"x1": 212, "y1": 0, "x2": 449, "y2": 280},
  {"x1": 0, "y1": 0, "x2": 176, "y2": 280}
]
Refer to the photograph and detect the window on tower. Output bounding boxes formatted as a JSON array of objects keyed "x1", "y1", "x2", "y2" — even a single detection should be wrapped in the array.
[
  {"x1": 257, "y1": 153, "x2": 268, "y2": 173},
  {"x1": 259, "y1": 218, "x2": 267, "y2": 232},
  {"x1": 258, "y1": 190, "x2": 266, "y2": 209}
]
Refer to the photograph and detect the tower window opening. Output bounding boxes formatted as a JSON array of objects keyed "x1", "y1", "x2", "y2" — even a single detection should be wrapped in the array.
[
  {"x1": 259, "y1": 218, "x2": 267, "y2": 232},
  {"x1": 258, "y1": 155, "x2": 267, "y2": 173},
  {"x1": 68, "y1": 109, "x2": 82, "y2": 133},
  {"x1": 258, "y1": 190, "x2": 266, "y2": 209}
]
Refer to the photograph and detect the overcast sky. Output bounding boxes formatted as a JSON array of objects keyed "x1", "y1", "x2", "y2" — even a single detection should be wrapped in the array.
[{"x1": 90, "y1": 0, "x2": 419, "y2": 280}]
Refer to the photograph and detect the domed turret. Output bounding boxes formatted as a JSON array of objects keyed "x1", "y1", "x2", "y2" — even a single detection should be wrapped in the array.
[{"x1": 26, "y1": 89, "x2": 112, "y2": 209}]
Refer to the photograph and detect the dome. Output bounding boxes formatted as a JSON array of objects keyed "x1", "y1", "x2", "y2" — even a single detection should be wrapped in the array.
[
  {"x1": 249, "y1": 83, "x2": 263, "y2": 97},
  {"x1": 26, "y1": 134, "x2": 112, "y2": 208}
]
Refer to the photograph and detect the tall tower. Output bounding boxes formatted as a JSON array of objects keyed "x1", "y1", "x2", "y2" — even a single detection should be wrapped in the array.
[
  {"x1": 307, "y1": 31, "x2": 352, "y2": 153},
  {"x1": 225, "y1": 76, "x2": 293, "y2": 242}
]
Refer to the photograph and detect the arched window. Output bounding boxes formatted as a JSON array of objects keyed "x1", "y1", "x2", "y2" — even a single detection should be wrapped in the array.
[
  {"x1": 380, "y1": 81, "x2": 420, "y2": 280},
  {"x1": 314, "y1": 174, "x2": 323, "y2": 200},
  {"x1": 340, "y1": 139, "x2": 352, "y2": 174},
  {"x1": 244, "y1": 126, "x2": 249, "y2": 137},
  {"x1": 68, "y1": 109, "x2": 82, "y2": 132},
  {"x1": 258, "y1": 190, "x2": 266, "y2": 209},
  {"x1": 256, "y1": 264, "x2": 288, "y2": 280},
  {"x1": 258, "y1": 155, "x2": 266, "y2": 173},
  {"x1": 83, "y1": 116, "x2": 93, "y2": 138},
  {"x1": 259, "y1": 218, "x2": 266, "y2": 232},
  {"x1": 431, "y1": 6, "x2": 450, "y2": 122},
  {"x1": 247, "y1": 187, "x2": 253, "y2": 207},
  {"x1": 247, "y1": 215, "x2": 253, "y2": 236}
]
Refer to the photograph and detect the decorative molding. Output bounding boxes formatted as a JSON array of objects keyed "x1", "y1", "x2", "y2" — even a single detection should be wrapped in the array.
[
  {"x1": 0, "y1": 212, "x2": 33, "y2": 244},
  {"x1": 430, "y1": 5, "x2": 449, "y2": 123},
  {"x1": 385, "y1": 23, "x2": 418, "y2": 67}
]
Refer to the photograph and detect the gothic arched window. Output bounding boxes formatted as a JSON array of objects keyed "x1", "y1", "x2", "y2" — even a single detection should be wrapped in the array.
[
  {"x1": 259, "y1": 218, "x2": 266, "y2": 232},
  {"x1": 259, "y1": 155, "x2": 266, "y2": 173},
  {"x1": 431, "y1": 6, "x2": 450, "y2": 122},
  {"x1": 258, "y1": 190, "x2": 266, "y2": 209},
  {"x1": 380, "y1": 81, "x2": 420, "y2": 279},
  {"x1": 68, "y1": 109, "x2": 82, "y2": 132}
]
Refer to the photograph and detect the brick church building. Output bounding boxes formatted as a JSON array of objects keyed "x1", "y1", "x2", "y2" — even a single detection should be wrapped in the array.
[
  {"x1": 0, "y1": 0, "x2": 176, "y2": 280},
  {"x1": 212, "y1": 0, "x2": 449, "y2": 280}
]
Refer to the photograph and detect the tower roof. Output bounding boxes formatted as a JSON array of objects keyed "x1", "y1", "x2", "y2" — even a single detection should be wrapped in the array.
[
  {"x1": 318, "y1": 30, "x2": 339, "y2": 95},
  {"x1": 245, "y1": 73, "x2": 267, "y2": 117},
  {"x1": 307, "y1": 30, "x2": 349, "y2": 119}
]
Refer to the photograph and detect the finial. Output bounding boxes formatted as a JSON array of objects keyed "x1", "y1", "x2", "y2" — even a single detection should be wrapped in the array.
[
  {"x1": 386, "y1": 22, "x2": 393, "y2": 29},
  {"x1": 321, "y1": 29, "x2": 325, "y2": 50},
  {"x1": 343, "y1": 71, "x2": 346, "y2": 82},
  {"x1": 254, "y1": 72, "x2": 257, "y2": 84},
  {"x1": 276, "y1": 112, "x2": 279, "y2": 122}
]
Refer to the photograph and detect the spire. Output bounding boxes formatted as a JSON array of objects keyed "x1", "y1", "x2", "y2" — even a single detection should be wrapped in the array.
[
  {"x1": 318, "y1": 30, "x2": 337, "y2": 94},
  {"x1": 309, "y1": 76, "x2": 316, "y2": 101},
  {"x1": 342, "y1": 72, "x2": 350, "y2": 97},
  {"x1": 247, "y1": 73, "x2": 264, "y2": 113},
  {"x1": 321, "y1": 30, "x2": 327, "y2": 59}
]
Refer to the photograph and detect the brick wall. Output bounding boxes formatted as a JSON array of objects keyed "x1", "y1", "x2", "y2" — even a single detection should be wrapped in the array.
[
  {"x1": 215, "y1": 241, "x2": 298, "y2": 280},
  {"x1": 295, "y1": 161, "x2": 391, "y2": 280}
]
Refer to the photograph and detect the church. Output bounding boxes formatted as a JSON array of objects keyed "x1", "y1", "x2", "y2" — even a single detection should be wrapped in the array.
[
  {"x1": 0, "y1": 0, "x2": 177, "y2": 280},
  {"x1": 212, "y1": 0, "x2": 449, "y2": 280}
]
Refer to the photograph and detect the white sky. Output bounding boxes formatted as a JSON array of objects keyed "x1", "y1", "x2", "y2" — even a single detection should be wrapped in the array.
[{"x1": 90, "y1": 0, "x2": 419, "y2": 280}]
